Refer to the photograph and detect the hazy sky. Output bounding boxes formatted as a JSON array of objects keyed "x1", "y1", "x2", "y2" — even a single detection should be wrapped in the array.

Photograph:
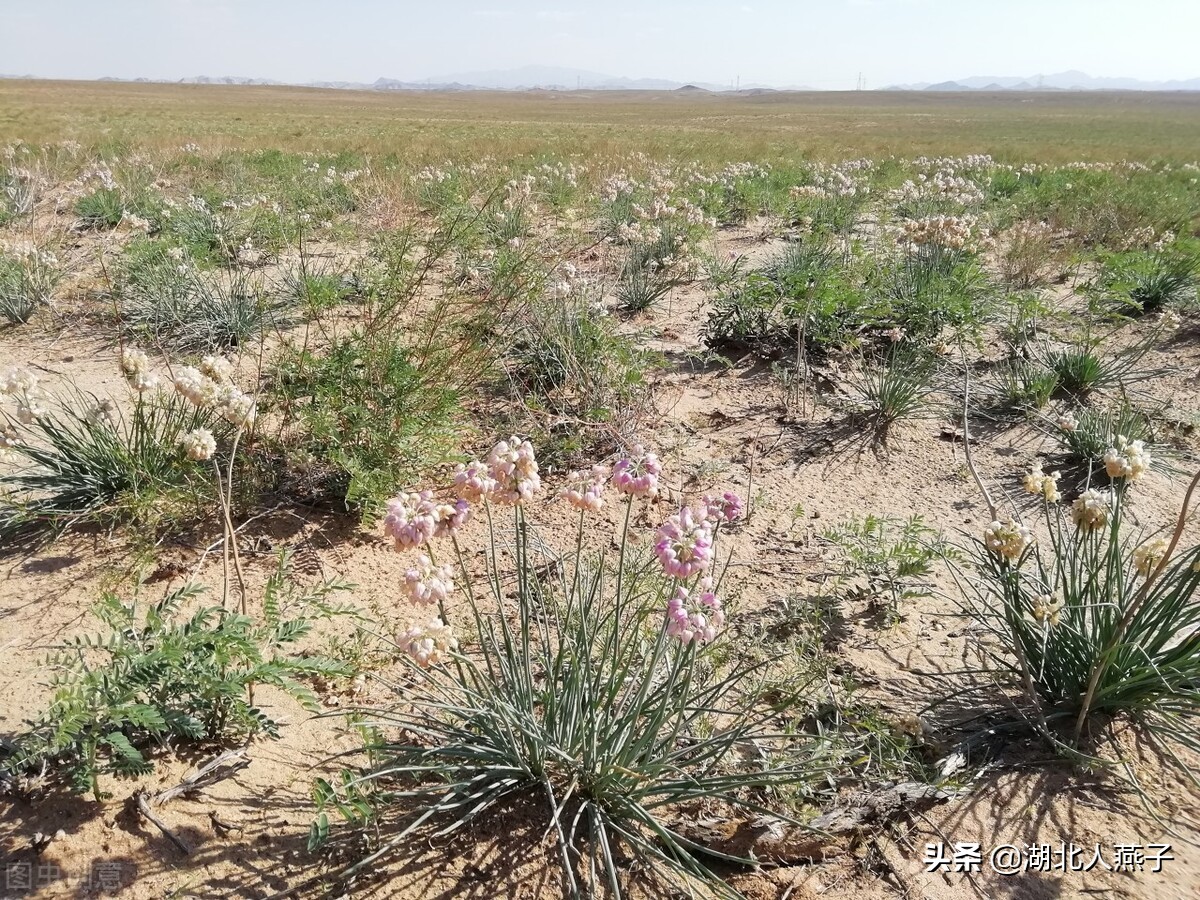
[{"x1": 3, "y1": 0, "x2": 1197, "y2": 89}]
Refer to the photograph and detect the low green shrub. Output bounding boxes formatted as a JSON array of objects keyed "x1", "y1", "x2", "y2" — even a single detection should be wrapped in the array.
[{"x1": 1, "y1": 560, "x2": 352, "y2": 798}]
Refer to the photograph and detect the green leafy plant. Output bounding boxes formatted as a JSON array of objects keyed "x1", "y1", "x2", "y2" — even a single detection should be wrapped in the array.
[
  {"x1": 1, "y1": 560, "x2": 353, "y2": 798},
  {"x1": 702, "y1": 240, "x2": 868, "y2": 357},
  {"x1": 992, "y1": 358, "x2": 1059, "y2": 414},
  {"x1": 876, "y1": 247, "x2": 991, "y2": 344},
  {"x1": 824, "y1": 515, "x2": 947, "y2": 621},
  {"x1": 271, "y1": 337, "x2": 462, "y2": 514},
  {"x1": 616, "y1": 222, "x2": 696, "y2": 313},
  {"x1": 1, "y1": 165, "x2": 37, "y2": 223}
]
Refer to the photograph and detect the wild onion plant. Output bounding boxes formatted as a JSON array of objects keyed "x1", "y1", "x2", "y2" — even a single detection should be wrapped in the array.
[
  {"x1": 313, "y1": 441, "x2": 821, "y2": 898},
  {"x1": 1037, "y1": 333, "x2": 1160, "y2": 400},
  {"x1": 0, "y1": 245, "x2": 60, "y2": 325},
  {"x1": 0, "y1": 352, "x2": 255, "y2": 543},
  {"x1": 116, "y1": 256, "x2": 286, "y2": 353},
  {"x1": 957, "y1": 439, "x2": 1200, "y2": 757}
]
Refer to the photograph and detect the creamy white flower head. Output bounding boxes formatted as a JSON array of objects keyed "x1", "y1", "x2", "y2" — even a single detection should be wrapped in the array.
[
  {"x1": 1031, "y1": 594, "x2": 1064, "y2": 627},
  {"x1": 1070, "y1": 488, "x2": 1111, "y2": 531},
  {"x1": 1022, "y1": 462, "x2": 1061, "y2": 503},
  {"x1": 1103, "y1": 435, "x2": 1151, "y2": 483},
  {"x1": 180, "y1": 428, "x2": 217, "y2": 461},
  {"x1": 120, "y1": 347, "x2": 150, "y2": 377},
  {"x1": 174, "y1": 367, "x2": 221, "y2": 408},
  {"x1": 1, "y1": 367, "x2": 38, "y2": 397},
  {"x1": 15, "y1": 400, "x2": 45, "y2": 425},
  {"x1": 983, "y1": 517, "x2": 1033, "y2": 562},
  {"x1": 1132, "y1": 536, "x2": 1170, "y2": 578},
  {"x1": 200, "y1": 355, "x2": 235, "y2": 385}
]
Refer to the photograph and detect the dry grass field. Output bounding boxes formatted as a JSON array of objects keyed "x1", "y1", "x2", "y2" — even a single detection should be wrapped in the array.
[{"x1": 5, "y1": 79, "x2": 1200, "y2": 161}]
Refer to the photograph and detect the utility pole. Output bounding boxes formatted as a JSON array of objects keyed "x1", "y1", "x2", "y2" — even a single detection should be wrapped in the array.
[
  {"x1": 856, "y1": 72, "x2": 865, "y2": 91},
  {"x1": 736, "y1": 74, "x2": 740, "y2": 91}
]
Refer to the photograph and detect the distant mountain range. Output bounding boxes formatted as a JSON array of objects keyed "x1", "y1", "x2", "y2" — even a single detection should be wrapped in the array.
[
  {"x1": 884, "y1": 70, "x2": 1200, "y2": 91},
  {"x1": 2, "y1": 66, "x2": 804, "y2": 92},
  {"x1": 4, "y1": 67, "x2": 1197, "y2": 93}
]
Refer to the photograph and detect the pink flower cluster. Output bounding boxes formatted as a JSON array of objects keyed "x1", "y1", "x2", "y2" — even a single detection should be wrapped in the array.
[
  {"x1": 666, "y1": 581, "x2": 725, "y2": 645},
  {"x1": 562, "y1": 464, "x2": 610, "y2": 511},
  {"x1": 703, "y1": 491, "x2": 744, "y2": 525},
  {"x1": 487, "y1": 436, "x2": 541, "y2": 505},
  {"x1": 612, "y1": 445, "x2": 662, "y2": 498},
  {"x1": 452, "y1": 460, "x2": 496, "y2": 503},
  {"x1": 654, "y1": 505, "x2": 715, "y2": 579},
  {"x1": 451, "y1": 437, "x2": 541, "y2": 507},
  {"x1": 403, "y1": 555, "x2": 456, "y2": 606},
  {"x1": 383, "y1": 490, "x2": 470, "y2": 550}
]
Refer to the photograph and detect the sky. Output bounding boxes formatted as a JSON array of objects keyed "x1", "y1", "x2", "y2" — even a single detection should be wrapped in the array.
[{"x1": 2, "y1": 0, "x2": 1197, "y2": 90}]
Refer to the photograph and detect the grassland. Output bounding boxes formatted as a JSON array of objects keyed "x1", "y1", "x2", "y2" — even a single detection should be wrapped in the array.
[
  {"x1": 3, "y1": 77, "x2": 1200, "y2": 900},
  {"x1": 4, "y1": 79, "x2": 1200, "y2": 162}
]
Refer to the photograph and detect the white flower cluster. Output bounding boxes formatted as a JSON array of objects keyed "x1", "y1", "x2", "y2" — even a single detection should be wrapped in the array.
[
  {"x1": 1103, "y1": 436, "x2": 1151, "y2": 482},
  {"x1": 892, "y1": 168, "x2": 985, "y2": 209},
  {"x1": 1031, "y1": 594, "x2": 1064, "y2": 627},
  {"x1": 400, "y1": 618, "x2": 457, "y2": 668},
  {"x1": 1070, "y1": 488, "x2": 1110, "y2": 531},
  {"x1": 902, "y1": 215, "x2": 977, "y2": 250},
  {"x1": 1, "y1": 366, "x2": 45, "y2": 425},
  {"x1": 173, "y1": 359, "x2": 256, "y2": 427},
  {"x1": 1132, "y1": 536, "x2": 1169, "y2": 578},
  {"x1": 120, "y1": 348, "x2": 162, "y2": 393},
  {"x1": 180, "y1": 428, "x2": 217, "y2": 461},
  {"x1": 983, "y1": 517, "x2": 1034, "y2": 562},
  {"x1": 403, "y1": 555, "x2": 456, "y2": 606},
  {"x1": 1022, "y1": 462, "x2": 1061, "y2": 503}
]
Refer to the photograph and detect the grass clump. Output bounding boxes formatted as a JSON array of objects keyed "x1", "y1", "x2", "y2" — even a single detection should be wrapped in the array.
[
  {"x1": 115, "y1": 248, "x2": 287, "y2": 352},
  {"x1": 75, "y1": 186, "x2": 125, "y2": 229},
  {"x1": 507, "y1": 283, "x2": 656, "y2": 448},
  {"x1": 703, "y1": 239, "x2": 866, "y2": 357},
  {"x1": 1037, "y1": 334, "x2": 1159, "y2": 401},
  {"x1": 850, "y1": 346, "x2": 939, "y2": 446},
  {"x1": 1097, "y1": 242, "x2": 1199, "y2": 316}
]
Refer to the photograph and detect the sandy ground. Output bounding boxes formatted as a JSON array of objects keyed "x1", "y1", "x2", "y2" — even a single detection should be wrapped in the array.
[{"x1": 2, "y1": 215, "x2": 1200, "y2": 900}]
